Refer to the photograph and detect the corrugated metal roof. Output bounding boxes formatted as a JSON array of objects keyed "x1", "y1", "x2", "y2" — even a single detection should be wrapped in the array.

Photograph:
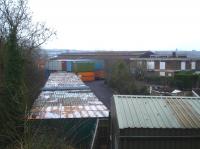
[
  {"x1": 43, "y1": 72, "x2": 89, "y2": 90},
  {"x1": 29, "y1": 72, "x2": 109, "y2": 119},
  {"x1": 30, "y1": 90, "x2": 109, "y2": 119},
  {"x1": 113, "y1": 95, "x2": 200, "y2": 129}
]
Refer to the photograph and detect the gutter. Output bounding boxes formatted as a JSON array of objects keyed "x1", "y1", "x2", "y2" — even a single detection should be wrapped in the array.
[{"x1": 120, "y1": 135, "x2": 200, "y2": 139}]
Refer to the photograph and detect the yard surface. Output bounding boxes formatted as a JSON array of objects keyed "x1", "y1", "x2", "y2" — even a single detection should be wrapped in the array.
[{"x1": 85, "y1": 80, "x2": 113, "y2": 109}]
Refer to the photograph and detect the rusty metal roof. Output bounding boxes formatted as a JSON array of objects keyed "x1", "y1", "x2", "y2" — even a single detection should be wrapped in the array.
[
  {"x1": 43, "y1": 72, "x2": 89, "y2": 91},
  {"x1": 30, "y1": 90, "x2": 109, "y2": 119},
  {"x1": 29, "y1": 72, "x2": 109, "y2": 119},
  {"x1": 113, "y1": 95, "x2": 200, "y2": 129}
]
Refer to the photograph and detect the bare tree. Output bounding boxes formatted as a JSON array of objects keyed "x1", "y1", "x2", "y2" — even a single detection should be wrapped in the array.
[
  {"x1": 0, "y1": 0, "x2": 56, "y2": 147},
  {"x1": 0, "y1": 0, "x2": 56, "y2": 51}
]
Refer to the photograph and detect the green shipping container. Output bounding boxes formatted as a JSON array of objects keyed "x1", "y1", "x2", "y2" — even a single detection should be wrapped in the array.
[{"x1": 73, "y1": 62, "x2": 95, "y2": 72}]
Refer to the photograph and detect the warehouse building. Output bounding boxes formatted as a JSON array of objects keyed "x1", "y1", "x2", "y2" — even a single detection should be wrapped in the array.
[
  {"x1": 29, "y1": 72, "x2": 110, "y2": 149},
  {"x1": 111, "y1": 95, "x2": 200, "y2": 149}
]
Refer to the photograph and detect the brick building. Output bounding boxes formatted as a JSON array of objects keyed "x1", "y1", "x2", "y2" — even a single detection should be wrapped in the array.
[{"x1": 130, "y1": 57, "x2": 200, "y2": 77}]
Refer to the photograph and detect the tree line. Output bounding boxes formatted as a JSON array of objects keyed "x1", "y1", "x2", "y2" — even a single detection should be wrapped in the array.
[{"x1": 0, "y1": 0, "x2": 55, "y2": 148}]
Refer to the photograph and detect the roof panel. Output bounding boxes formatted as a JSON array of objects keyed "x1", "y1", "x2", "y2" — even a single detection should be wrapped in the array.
[
  {"x1": 113, "y1": 95, "x2": 200, "y2": 129},
  {"x1": 29, "y1": 72, "x2": 109, "y2": 119}
]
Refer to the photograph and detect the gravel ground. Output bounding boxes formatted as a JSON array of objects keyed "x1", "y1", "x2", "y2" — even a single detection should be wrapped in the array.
[{"x1": 85, "y1": 80, "x2": 113, "y2": 109}]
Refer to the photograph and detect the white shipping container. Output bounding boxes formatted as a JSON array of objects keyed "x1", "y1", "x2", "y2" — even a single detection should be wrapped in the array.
[
  {"x1": 46, "y1": 60, "x2": 62, "y2": 71},
  {"x1": 48, "y1": 61, "x2": 53, "y2": 70}
]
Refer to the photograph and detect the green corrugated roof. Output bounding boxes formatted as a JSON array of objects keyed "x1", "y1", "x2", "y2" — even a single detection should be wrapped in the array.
[{"x1": 113, "y1": 95, "x2": 200, "y2": 129}]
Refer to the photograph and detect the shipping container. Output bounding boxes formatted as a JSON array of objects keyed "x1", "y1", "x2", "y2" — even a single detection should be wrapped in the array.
[
  {"x1": 80, "y1": 76, "x2": 95, "y2": 82},
  {"x1": 46, "y1": 59, "x2": 105, "y2": 73},
  {"x1": 94, "y1": 60, "x2": 105, "y2": 71},
  {"x1": 73, "y1": 62, "x2": 95, "y2": 72},
  {"x1": 67, "y1": 61, "x2": 72, "y2": 72},
  {"x1": 61, "y1": 61, "x2": 66, "y2": 71},
  {"x1": 46, "y1": 60, "x2": 62, "y2": 71},
  {"x1": 78, "y1": 72, "x2": 95, "y2": 77},
  {"x1": 95, "y1": 71, "x2": 106, "y2": 79}
]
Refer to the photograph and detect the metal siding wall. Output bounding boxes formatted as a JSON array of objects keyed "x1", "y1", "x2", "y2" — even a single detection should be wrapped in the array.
[
  {"x1": 119, "y1": 138, "x2": 200, "y2": 149},
  {"x1": 121, "y1": 128, "x2": 200, "y2": 136},
  {"x1": 118, "y1": 129, "x2": 200, "y2": 149},
  {"x1": 111, "y1": 98, "x2": 120, "y2": 149}
]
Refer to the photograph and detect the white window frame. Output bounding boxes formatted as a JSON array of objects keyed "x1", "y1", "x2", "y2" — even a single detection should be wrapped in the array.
[
  {"x1": 147, "y1": 61, "x2": 155, "y2": 70},
  {"x1": 191, "y1": 62, "x2": 196, "y2": 70},
  {"x1": 181, "y1": 62, "x2": 186, "y2": 70},
  {"x1": 160, "y1": 62, "x2": 166, "y2": 70},
  {"x1": 160, "y1": 72, "x2": 165, "y2": 76}
]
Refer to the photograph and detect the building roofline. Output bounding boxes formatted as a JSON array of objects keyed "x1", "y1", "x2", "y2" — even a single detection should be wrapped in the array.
[{"x1": 130, "y1": 58, "x2": 200, "y2": 61}]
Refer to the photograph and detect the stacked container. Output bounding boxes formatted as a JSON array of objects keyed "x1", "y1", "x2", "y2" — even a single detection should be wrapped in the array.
[
  {"x1": 45, "y1": 59, "x2": 105, "y2": 81},
  {"x1": 47, "y1": 60, "x2": 62, "y2": 71},
  {"x1": 73, "y1": 61, "x2": 95, "y2": 72},
  {"x1": 77, "y1": 72, "x2": 95, "y2": 82},
  {"x1": 93, "y1": 60, "x2": 105, "y2": 79}
]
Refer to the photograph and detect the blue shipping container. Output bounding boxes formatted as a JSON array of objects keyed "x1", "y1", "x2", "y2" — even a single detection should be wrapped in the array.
[
  {"x1": 67, "y1": 61, "x2": 72, "y2": 72},
  {"x1": 94, "y1": 60, "x2": 104, "y2": 71}
]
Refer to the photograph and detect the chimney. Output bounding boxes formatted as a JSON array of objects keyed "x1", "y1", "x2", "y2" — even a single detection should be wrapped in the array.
[{"x1": 172, "y1": 51, "x2": 176, "y2": 58}]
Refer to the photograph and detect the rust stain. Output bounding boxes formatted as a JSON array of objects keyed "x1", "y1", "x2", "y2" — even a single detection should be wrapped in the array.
[{"x1": 166, "y1": 98, "x2": 200, "y2": 128}]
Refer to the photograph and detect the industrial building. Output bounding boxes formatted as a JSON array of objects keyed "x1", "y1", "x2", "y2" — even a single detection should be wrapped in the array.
[
  {"x1": 130, "y1": 57, "x2": 200, "y2": 77},
  {"x1": 29, "y1": 72, "x2": 110, "y2": 149},
  {"x1": 111, "y1": 95, "x2": 200, "y2": 149}
]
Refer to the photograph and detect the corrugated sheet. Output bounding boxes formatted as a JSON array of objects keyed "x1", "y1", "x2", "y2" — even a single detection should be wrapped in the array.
[
  {"x1": 30, "y1": 72, "x2": 109, "y2": 119},
  {"x1": 30, "y1": 91, "x2": 109, "y2": 119},
  {"x1": 43, "y1": 72, "x2": 89, "y2": 90},
  {"x1": 113, "y1": 95, "x2": 200, "y2": 129}
]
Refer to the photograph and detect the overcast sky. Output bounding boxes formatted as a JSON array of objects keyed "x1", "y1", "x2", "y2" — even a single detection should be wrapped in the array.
[{"x1": 29, "y1": 0, "x2": 200, "y2": 51}]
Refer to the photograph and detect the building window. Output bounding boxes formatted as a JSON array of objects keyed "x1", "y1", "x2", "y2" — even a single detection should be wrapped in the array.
[
  {"x1": 160, "y1": 62, "x2": 165, "y2": 70},
  {"x1": 137, "y1": 61, "x2": 142, "y2": 66},
  {"x1": 147, "y1": 61, "x2": 155, "y2": 70},
  {"x1": 191, "y1": 62, "x2": 196, "y2": 70},
  {"x1": 160, "y1": 72, "x2": 165, "y2": 76},
  {"x1": 168, "y1": 73, "x2": 172, "y2": 77},
  {"x1": 181, "y1": 62, "x2": 186, "y2": 70}
]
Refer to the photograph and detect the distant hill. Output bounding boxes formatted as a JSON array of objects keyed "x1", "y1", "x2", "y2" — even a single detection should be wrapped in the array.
[{"x1": 42, "y1": 49, "x2": 96, "y2": 58}]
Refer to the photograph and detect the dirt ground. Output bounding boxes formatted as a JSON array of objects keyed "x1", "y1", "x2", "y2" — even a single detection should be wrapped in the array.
[{"x1": 85, "y1": 80, "x2": 113, "y2": 109}]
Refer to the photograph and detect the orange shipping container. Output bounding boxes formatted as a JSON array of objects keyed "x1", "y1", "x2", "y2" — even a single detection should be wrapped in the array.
[
  {"x1": 80, "y1": 76, "x2": 95, "y2": 82},
  {"x1": 77, "y1": 72, "x2": 95, "y2": 77},
  {"x1": 95, "y1": 70, "x2": 106, "y2": 79}
]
